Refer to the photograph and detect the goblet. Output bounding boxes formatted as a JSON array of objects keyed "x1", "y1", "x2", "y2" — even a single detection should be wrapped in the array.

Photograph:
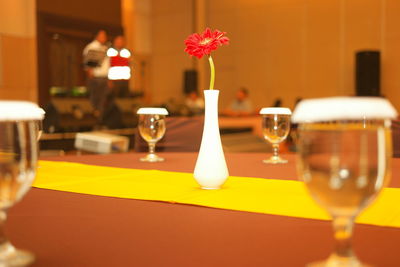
[
  {"x1": 137, "y1": 108, "x2": 168, "y2": 162},
  {"x1": 260, "y1": 107, "x2": 292, "y2": 164},
  {"x1": 0, "y1": 101, "x2": 44, "y2": 266},
  {"x1": 292, "y1": 97, "x2": 397, "y2": 267}
]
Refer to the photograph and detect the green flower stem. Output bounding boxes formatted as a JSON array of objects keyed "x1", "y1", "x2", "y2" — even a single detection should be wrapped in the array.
[{"x1": 208, "y1": 55, "x2": 215, "y2": 90}]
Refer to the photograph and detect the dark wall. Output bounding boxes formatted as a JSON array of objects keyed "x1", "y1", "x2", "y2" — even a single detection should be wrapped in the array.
[
  {"x1": 37, "y1": 0, "x2": 121, "y2": 27},
  {"x1": 36, "y1": 0, "x2": 123, "y2": 106}
]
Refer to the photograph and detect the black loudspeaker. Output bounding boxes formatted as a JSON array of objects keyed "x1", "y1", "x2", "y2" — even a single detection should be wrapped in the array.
[
  {"x1": 43, "y1": 98, "x2": 97, "y2": 133},
  {"x1": 355, "y1": 50, "x2": 380, "y2": 96},
  {"x1": 102, "y1": 98, "x2": 140, "y2": 129},
  {"x1": 183, "y1": 70, "x2": 198, "y2": 94}
]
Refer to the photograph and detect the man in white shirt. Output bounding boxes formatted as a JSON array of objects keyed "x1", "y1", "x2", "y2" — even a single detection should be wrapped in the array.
[{"x1": 83, "y1": 30, "x2": 110, "y2": 116}]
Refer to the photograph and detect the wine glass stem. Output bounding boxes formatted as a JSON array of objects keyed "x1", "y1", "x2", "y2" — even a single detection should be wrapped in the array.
[
  {"x1": 0, "y1": 210, "x2": 8, "y2": 245},
  {"x1": 272, "y1": 143, "x2": 279, "y2": 158},
  {"x1": 332, "y1": 216, "x2": 355, "y2": 258},
  {"x1": 148, "y1": 142, "x2": 156, "y2": 155}
]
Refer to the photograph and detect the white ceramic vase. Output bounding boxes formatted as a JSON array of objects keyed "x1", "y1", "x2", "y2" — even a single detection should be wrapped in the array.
[{"x1": 194, "y1": 90, "x2": 229, "y2": 189}]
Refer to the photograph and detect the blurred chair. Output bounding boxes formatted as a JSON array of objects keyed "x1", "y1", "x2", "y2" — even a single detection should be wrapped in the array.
[
  {"x1": 43, "y1": 98, "x2": 97, "y2": 133},
  {"x1": 102, "y1": 98, "x2": 140, "y2": 129}
]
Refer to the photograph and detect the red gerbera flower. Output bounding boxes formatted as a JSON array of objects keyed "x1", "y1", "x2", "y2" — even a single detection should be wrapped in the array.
[{"x1": 184, "y1": 28, "x2": 229, "y2": 59}]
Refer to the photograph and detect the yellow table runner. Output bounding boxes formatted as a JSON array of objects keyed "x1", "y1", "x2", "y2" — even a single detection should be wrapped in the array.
[{"x1": 34, "y1": 160, "x2": 400, "y2": 228}]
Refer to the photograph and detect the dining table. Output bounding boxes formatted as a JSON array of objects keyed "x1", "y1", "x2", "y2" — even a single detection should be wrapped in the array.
[{"x1": 7, "y1": 152, "x2": 400, "y2": 267}]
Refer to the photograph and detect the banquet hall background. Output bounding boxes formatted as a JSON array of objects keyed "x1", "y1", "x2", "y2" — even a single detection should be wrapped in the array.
[
  {"x1": 1, "y1": 0, "x2": 400, "y2": 109},
  {"x1": 0, "y1": 0, "x2": 399, "y2": 153},
  {"x1": 1, "y1": 2, "x2": 400, "y2": 266}
]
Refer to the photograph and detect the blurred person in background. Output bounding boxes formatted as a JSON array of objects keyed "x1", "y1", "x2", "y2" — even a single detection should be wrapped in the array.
[
  {"x1": 83, "y1": 30, "x2": 110, "y2": 117},
  {"x1": 272, "y1": 98, "x2": 282, "y2": 107},
  {"x1": 223, "y1": 87, "x2": 254, "y2": 116},
  {"x1": 107, "y1": 35, "x2": 132, "y2": 97},
  {"x1": 185, "y1": 91, "x2": 204, "y2": 115}
]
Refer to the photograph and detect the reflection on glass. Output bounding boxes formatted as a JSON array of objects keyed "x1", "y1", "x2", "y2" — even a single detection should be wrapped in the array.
[
  {"x1": 297, "y1": 120, "x2": 392, "y2": 267},
  {"x1": 36, "y1": 120, "x2": 43, "y2": 141},
  {"x1": 0, "y1": 120, "x2": 39, "y2": 266},
  {"x1": 260, "y1": 107, "x2": 291, "y2": 164}
]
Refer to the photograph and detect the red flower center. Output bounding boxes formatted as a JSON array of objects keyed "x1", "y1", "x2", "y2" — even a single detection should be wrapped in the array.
[{"x1": 199, "y1": 38, "x2": 212, "y2": 45}]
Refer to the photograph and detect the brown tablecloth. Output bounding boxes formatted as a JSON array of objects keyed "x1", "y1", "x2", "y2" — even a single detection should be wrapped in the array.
[{"x1": 7, "y1": 153, "x2": 400, "y2": 267}]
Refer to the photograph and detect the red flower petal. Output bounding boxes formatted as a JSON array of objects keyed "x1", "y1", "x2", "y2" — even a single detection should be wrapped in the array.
[{"x1": 184, "y1": 28, "x2": 229, "y2": 59}]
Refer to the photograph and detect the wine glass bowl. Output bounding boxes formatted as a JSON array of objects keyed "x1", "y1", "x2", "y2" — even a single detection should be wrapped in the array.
[
  {"x1": 0, "y1": 101, "x2": 44, "y2": 266},
  {"x1": 36, "y1": 108, "x2": 45, "y2": 141},
  {"x1": 137, "y1": 108, "x2": 168, "y2": 162},
  {"x1": 260, "y1": 107, "x2": 292, "y2": 164},
  {"x1": 293, "y1": 97, "x2": 398, "y2": 267}
]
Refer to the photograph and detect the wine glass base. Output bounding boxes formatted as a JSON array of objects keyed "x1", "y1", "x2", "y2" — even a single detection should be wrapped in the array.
[
  {"x1": 307, "y1": 256, "x2": 371, "y2": 267},
  {"x1": 263, "y1": 156, "x2": 288, "y2": 164},
  {"x1": 140, "y1": 154, "x2": 165, "y2": 162},
  {"x1": 307, "y1": 262, "x2": 371, "y2": 267},
  {"x1": 0, "y1": 243, "x2": 35, "y2": 266}
]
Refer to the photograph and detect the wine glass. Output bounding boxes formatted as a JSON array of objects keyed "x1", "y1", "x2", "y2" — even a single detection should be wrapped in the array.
[
  {"x1": 0, "y1": 101, "x2": 44, "y2": 266},
  {"x1": 137, "y1": 108, "x2": 168, "y2": 162},
  {"x1": 260, "y1": 107, "x2": 292, "y2": 164},
  {"x1": 293, "y1": 97, "x2": 397, "y2": 267}
]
